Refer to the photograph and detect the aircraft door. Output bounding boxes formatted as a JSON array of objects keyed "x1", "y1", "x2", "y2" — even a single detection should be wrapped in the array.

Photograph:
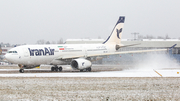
[{"x1": 23, "y1": 48, "x2": 29, "y2": 57}]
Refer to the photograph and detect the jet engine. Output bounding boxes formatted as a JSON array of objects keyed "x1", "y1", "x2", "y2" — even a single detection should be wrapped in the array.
[{"x1": 70, "y1": 58, "x2": 92, "y2": 70}]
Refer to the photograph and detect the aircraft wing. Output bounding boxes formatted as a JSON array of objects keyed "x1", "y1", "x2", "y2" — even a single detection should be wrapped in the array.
[
  {"x1": 57, "y1": 44, "x2": 176, "y2": 60},
  {"x1": 57, "y1": 49, "x2": 167, "y2": 60},
  {"x1": 87, "y1": 49, "x2": 167, "y2": 57},
  {"x1": 90, "y1": 44, "x2": 176, "y2": 57}
]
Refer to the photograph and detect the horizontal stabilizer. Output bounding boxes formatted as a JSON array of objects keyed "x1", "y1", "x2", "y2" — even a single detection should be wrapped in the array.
[
  {"x1": 116, "y1": 43, "x2": 141, "y2": 50},
  {"x1": 169, "y1": 44, "x2": 177, "y2": 49}
]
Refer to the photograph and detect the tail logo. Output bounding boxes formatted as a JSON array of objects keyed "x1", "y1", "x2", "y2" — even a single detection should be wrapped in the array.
[{"x1": 116, "y1": 28, "x2": 122, "y2": 39}]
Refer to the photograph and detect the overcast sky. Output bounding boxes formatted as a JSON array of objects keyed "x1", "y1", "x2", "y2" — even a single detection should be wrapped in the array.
[{"x1": 0, "y1": 0, "x2": 180, "y2": 44}]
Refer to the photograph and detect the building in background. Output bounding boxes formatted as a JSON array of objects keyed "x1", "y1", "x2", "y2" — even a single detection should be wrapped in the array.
[{"x1": 65, "y1": 39, "x2": 105, "y2": 44}]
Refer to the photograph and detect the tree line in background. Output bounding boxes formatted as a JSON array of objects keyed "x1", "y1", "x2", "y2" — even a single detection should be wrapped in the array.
[
  {"x1": 131, "y1": 33, "x2": 178, "y2": 40},
  {"x1": 138, "y1": 34, "x2": 171, "y2": 39},
  {"x1": 0, "y1": 38, "x2": 64, "y2": 47},
  {"x1": 36, "y1": 38, "x2": 64, "y2": 44}
]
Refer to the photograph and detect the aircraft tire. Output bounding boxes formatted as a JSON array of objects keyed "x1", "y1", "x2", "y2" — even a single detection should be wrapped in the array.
[
  {"x1": 55, "y1": 67, "x2": 58, "y2": 72},
  {"x1": 87, "y1": 67, "x2": 91, "y2": 72},
  {"x1": 19, "y1": 69, "x2": 24, "y2": 73},
  {"x1": 80, "y1": 69, "x2": 89, "y2": 72},
  {"x1": 51, "y1": 67, "x2": 55, "y2": 72},
  {"x1": 58, "y1": 66, "x2": 62, "y2": 72}
]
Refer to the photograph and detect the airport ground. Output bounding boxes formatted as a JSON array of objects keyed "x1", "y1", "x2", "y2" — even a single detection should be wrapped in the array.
[
  {"x1": 0, "y1": 65, "x2": 180, "y2": 100},
  {"x1": 0, "y1": 65, "x2": 126, "y2": 73},
  {"x1": 0, "y1": 77, "x2": 180, "y2": 100}
]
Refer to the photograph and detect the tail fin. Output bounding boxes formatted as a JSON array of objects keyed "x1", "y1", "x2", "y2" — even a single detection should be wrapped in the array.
[{"x1": 103, "y1": 16, "x2": 125, "y2": 44}]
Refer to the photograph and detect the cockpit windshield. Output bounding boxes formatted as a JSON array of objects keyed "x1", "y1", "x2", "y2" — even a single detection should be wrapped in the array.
[{"x1": 7, "y1": 51, "x2": 18, "y2": 53}]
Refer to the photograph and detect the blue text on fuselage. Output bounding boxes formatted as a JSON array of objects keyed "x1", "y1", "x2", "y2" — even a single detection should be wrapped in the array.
[{"x1": 28, "y1": 47, "x2": 55, "y2": 56}]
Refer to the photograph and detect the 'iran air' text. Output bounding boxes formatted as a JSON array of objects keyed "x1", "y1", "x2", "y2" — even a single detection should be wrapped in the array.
[{"x1": 28, "y1": 47, "x2": 55, "y2": 56}]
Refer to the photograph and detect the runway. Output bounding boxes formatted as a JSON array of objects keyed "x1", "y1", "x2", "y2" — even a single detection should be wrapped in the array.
[
  {"x1": 0, "y1": 65, "x2": 179, "y2": 77},
  {"x1": 0, "y1": 65, "x2": 180, "y2": 100}
]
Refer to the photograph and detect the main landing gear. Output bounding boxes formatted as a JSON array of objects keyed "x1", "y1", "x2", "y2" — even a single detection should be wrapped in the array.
[
  {"x1": 80, "y1": 67, "x2": 91, "y2": 72},
  {"x1": 51, "y1": 66, "x2": 63, "y2": 72}
]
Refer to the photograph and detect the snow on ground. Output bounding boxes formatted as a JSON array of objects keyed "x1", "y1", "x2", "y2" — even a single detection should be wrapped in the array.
[
  {"x1": 0, "y1": 77, "x2": 180, "y2": 100},
  {"x1": 0, "y1": 69, "x2": 179, "y2": 77}
]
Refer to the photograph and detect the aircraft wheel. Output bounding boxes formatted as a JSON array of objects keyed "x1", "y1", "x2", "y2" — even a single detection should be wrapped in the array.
[
  {"x1": 58, "y1": 66, "x2": 62, "y2": 72},
  {"x1": 87, "y1": 67, "x2": 91, "y2": 72},
  {"x1": 55, "y1": 67, "x2": 59, "y2": 72},
  {"x1": 80, "y1": 69, "x2": 89, "y2": 72},
  {"x1": 19, "y1": 69, "x2": 24, "y2": 73},
  {"x1": 51, "y1": 67, "x2": 55, "y2": 72}
]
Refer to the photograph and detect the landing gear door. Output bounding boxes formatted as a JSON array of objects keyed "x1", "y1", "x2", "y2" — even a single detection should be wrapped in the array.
[{"x1": 23, "y1": 48, "x2": 29, "y2": 57}]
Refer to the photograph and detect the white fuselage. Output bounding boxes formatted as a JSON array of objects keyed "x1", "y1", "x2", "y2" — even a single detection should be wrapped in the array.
[
  {"x1": 5, "y1": 44, "x2": 116, "y2": 66},
  {"x1": 5, "y1": 16, "x2": 125, "y2": 70}
]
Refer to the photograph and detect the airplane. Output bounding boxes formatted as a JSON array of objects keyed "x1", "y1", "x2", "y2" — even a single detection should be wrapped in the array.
[{"x1": 4, "y1": 16, "x2": 176, "y2": 73}]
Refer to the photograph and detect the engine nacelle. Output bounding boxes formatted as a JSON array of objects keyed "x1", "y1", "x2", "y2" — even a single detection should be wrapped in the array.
[{"x1": 71, "y1": 58, "x2": 92, "y2": 70}]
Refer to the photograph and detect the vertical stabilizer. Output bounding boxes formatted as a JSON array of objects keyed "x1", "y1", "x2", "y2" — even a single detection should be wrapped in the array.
[{"x1": 103, "y1": 16, "x2": 125, "y2": 45}]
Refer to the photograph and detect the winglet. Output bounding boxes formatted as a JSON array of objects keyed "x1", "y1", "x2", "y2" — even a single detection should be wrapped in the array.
[{"x1": 169, "y1": 44, "x2": 177, "y2": 49}]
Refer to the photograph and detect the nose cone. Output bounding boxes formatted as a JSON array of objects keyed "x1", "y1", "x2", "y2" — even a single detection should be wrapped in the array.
[
  {"x1": 4, "y1": 54, "x2": 16, "y2": 63},
  {"x1": 4, "y1": 54, "x2": 10, "y2": 62}
]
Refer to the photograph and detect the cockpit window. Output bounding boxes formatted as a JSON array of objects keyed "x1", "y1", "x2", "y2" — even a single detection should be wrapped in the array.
[
  {"x1": 7, "y1": 51, "x2": 18, "y2": 53},
  {"x1": 8, "y1": 51, "x2": 12, "y2": 53}
]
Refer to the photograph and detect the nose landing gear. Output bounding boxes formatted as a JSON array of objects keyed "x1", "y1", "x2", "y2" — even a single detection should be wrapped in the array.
[
  {"x1": 18, "y1": 64, "x2": 24, "y2": 73},
  {"x1": 19, "y1": 69, "x2": 24, "y2": 73}
]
